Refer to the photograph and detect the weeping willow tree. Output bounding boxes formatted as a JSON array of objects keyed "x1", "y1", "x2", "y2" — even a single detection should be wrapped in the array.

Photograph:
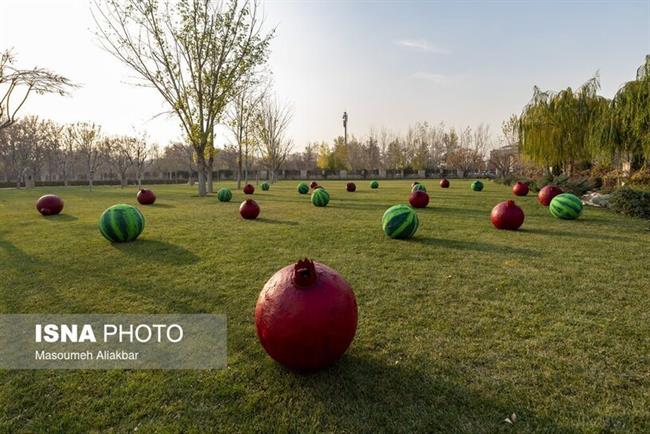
[
  {"x1": 595, "y1": 56, "x2": 650, "y2": 169},
  {"x1": 519, "y1": 74, "x2": 609, "y2": 175}
]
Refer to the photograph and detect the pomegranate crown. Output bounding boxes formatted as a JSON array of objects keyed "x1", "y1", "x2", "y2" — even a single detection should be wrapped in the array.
[
  {"x1": 507, "y1": 200, "x2": 515, "y2": 206},
  {"x1": 293, "y1": 258, "x2": 317, "y2": 287}
]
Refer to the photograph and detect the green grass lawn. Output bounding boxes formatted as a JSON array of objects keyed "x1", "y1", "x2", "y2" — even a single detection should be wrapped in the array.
[{"x1": 1, "y1": 180, "x2": 649, "y2": 433}]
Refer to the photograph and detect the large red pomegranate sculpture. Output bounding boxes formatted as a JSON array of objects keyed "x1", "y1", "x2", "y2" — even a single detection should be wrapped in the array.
[
  {"x1": 36, "y1": 194, "x2": 64, "y2": 216},
  {"x1": 491, "y1": 200, "x2": 525, "y2": 230},
  {"x1": 440, "y1": 178, "x2": 450, "y2": 188},
  {"x1": 243, "y1": 184, "x2": 255, "y2": 195},
  {"x1": 538, "y1": 185, "x2": 563, "y2": 206},
  {"x1": 408, "y1": 190, "x2": 429, "y2": 208},
  {"x1": 346, "y1": 182, "x2": 356, "y2": 192},
  {"x1": 136, "y1": 188, "x2": 156, "y2": 205},
  {"x1": 512, "y1": 181, "x2": 529, "y2": 197},
  {"x1": 255, "y1": 259, "x2": 358, "y2": 371},
  {"x1": 239, "y1": 199, "x2": 260, "y2": 219},
  {"x1": 310, "y1": 181, "x2": 319, "y2": 189}
]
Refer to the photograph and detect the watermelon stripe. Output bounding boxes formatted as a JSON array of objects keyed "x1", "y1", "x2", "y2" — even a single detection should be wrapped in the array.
[
  {"x1": 125, "y1": 208, "x2": 139, "y2": 240},
  {"x1": 558, "y1": 198, "x2": 581, "y2": 212},
  {"x1": 393, "y1": 212, "x2": 415, "y2": 236},
  {"x1": 384, "y1": 211, "x2": 408, "y2": 233},
  {"x1": 114, "y1": 210, "x2": 130, "y2": 241},
  {"x1": 101, "y1": 211, "x2": 119, "y2": 241},
  {"x1": 135, "y1": 208, "x2": 145, "y2": 234},
  {"x1": 99, "y1": 213, "x2": 115, "y2": 241}
]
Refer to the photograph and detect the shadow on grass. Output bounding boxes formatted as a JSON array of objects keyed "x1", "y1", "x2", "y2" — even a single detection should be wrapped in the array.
[
  {"x1": 426, "y1": 206, "x2": 490, "y2": 217},
  {"x1": 282, "y1": 354, "x2": 557, "y2": 432},
  {"x1": 148, "y1": 203, "x2": 175, "y2": 209},
  {"x1": 42, "y1": 214, "x2": 78, "y2": 222},
  {"x1": 256, "y1": 218, "x2": 299, "y2": 226},
  {"x1": 331, "y1": 203, "x2": 393, "y2": 211},
  {"x1": 410, "y1": 236, "x2": 540, "y2": 257},
  {"x1": 112, "y1": 239, "x2": 200, "y2": 265},
  {"x1": 520, "y1": 227, "x2": 634, "y2": 242}
]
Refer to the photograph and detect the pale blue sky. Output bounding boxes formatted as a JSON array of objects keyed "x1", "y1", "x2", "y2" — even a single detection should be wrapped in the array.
[{"x1": 1, "y1": 0, "x2": 649, "y2": 150}]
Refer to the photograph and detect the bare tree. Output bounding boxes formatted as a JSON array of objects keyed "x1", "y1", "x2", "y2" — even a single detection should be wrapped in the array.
[
  {"x1": 228, "y1": 76, "x2": 267, "y2": 189},
  {"x1": 123, "y1": 135, "x2": 155, "y2": 188},
  {"x1": 489, "y1": 115, "x2": 520, "y2": 177},
  {"x1": 68, "y1": 122, "x2": 101, "y2": 190},
  {"x1": 92, "y1": 0, "x2": 273, "y2": 196},
  {"x1": 100, "y1": 136, "x2": 133, "y2": 187},
  {"x1": 255, "y1": 98, "x2": 293, "y2": 182},
  {"x1": 165, "y1": 142, "x2": 196, "y2": 184},
  {"x1": 0, "y1": 50, "x2": 76, "y2": 130}
]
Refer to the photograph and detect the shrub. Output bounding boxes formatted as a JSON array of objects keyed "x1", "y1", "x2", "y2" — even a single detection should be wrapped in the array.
[
  {"x1": 534, "y1": 174, "x2": 593, "y2": 196},
  {"x1": 609, "y1": 187, "x2": 650, "y2": 219},
  {"x1": 493, "y1": 175, "x2": 535, "y2": 188},
  {"x1": 629, "y1": 169, "x2": 650, "y2": 186}
]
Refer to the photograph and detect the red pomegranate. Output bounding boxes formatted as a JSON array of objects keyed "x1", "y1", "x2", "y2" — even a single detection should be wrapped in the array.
[
  {"x1": 440, "y1": 178, "x2": 450, "y2": 188},
  {"x1": 36, "y1": 194, "x2": 64, "y2": 216},
  {"x1": 310, "y1": 181, "x2": 319, "y2": 189},
  {"x1": 512, "y1": 181, "x2": 529, "y2": 196},
  {"x1": 346, "y1": 182, "x2": 356, "y2": 192},
  {"x1": 491, "y1": 200, "x2": 525, "y2": 230},
  {"x1": 408, "y1": 190, "x2": 429, "y2": 208},
  {"x1": 255, "y1": 259, "x2": 358, "y2": 371},
  {"x1": 136, "y1": 188, "x2": 156, "y2": 205},
  {"x1": 243, "y1": 184, "x2": 255, "y2": 195},
  {"x1": 239, "y1": 199, "x2": 260, "y2": 219},
  {"x1": 538, "y1": 185, "x2": 563, "y2": 206}
]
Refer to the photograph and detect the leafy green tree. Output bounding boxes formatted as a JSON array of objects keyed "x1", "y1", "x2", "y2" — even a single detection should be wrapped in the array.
[
  {"x1": 597, "y1": 56, "x2": 650, "y2": 169},
  {"x1": 519, "y1": 75, "x2": 608, "y2": 174}
]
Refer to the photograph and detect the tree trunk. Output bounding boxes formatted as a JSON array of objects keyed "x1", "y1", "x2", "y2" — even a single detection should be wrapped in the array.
[
  {"x1": 207, "y1": 156, "x2": 214, "y2": 193},
  {"x1": 196, "y1": 153, "x2": 207, "y2": 196},
  {"x1": 237, "y1": 143, "x2": 242, "y2": 190},
  {"x1": 207, "y1": 169, "x2": 213, "y2": 193}
]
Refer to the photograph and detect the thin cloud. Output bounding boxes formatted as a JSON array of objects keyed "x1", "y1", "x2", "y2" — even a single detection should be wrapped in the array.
[
  {"x1": 395, "y1": 39, "x2": 450, "y2": 54},
  {"x1": 411, "y1": 72, "x2": 447, "y2": 84}
]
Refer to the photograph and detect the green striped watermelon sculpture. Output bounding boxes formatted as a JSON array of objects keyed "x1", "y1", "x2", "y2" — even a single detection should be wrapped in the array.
[
  {"x1": 261, "y1": 182, "x2": 270, "y2": 191},
  {"x1": 370, "y1": 180, "x2": 379, "y2": 189},
  {"x1": 382, "y1": 204, "x2": 419, "y2": 239},
  {"x1": 471, "y1": 180, "x2": 484, "y2": 191},
  {"x1": 311, "y1": 188, "x2": 330, "y2": 207},
  {"x1": 549, "y1": 193, "x2": 583, "y2": 220},
  {"x1": 411, "y1": 183, "x2": 427, "y2": 193},
  {"x1": 297, "y1": 183, "x2": 309, "y2": 194},
  {"x1": 99, "y1": 204, "x2": 144, "y2": 243},
  {"x1": 217, "y1": 188, "x2": 232, "y2": 202}
]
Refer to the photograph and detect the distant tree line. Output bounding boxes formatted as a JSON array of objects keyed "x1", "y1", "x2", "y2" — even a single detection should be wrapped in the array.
[
  {"x1": 304, "y1": 122, "x2": 496, "y2": 177},
  {"x1": 1, "y1": 115, "x2": 516, "y2": 187},
  {"x1": 0, "y1": 117, "x2": 159, "y2": 188}
]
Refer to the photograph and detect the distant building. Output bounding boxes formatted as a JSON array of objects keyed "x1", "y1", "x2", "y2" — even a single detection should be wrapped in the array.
[{"x1": 488, "y1": 145, "x2": 519, "y2": 177}]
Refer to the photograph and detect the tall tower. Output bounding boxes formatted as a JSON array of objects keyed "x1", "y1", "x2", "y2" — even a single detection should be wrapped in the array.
[{"x1": 342, "y1": 111, "x2": 348, "y2": 146}]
